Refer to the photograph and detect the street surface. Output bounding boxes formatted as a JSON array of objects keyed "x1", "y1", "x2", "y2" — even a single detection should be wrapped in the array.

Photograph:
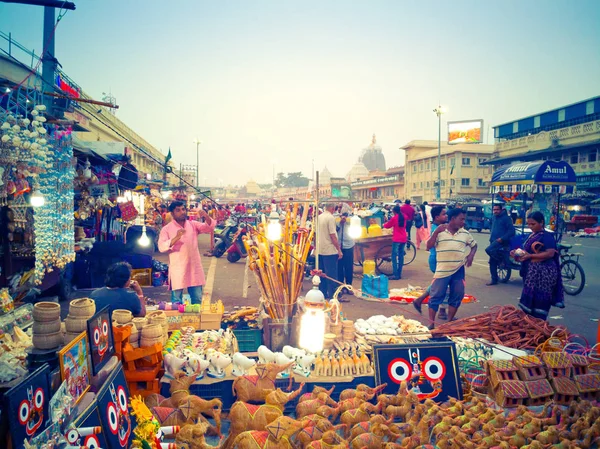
[{"x1": 154, "y1": 230, "x2": 599, "y2": 345}]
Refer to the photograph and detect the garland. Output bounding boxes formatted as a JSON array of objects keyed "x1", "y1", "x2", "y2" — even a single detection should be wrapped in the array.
[{"x1": 499, "y1": 191, "x2": 519, "y2": 203}]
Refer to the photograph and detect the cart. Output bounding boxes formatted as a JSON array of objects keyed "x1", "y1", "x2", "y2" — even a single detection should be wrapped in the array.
[
  {"x1": 353, "y1": 234, "x2": 417, "y2": 275},
  {"x1": 490, "y1": 160, "x2": 585, "y2": 295}
]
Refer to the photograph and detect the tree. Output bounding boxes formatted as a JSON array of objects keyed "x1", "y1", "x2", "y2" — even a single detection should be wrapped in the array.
[
  {"x1": 284, "y1": 172, "x2": 310, "y2": 187},
  {"x1": 275, "y1": 172, "x2": 286, "y2": 188}
]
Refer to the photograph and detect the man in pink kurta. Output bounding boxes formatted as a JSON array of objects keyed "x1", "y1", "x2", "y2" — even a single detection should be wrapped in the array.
[{"x1": 158, "y1": 201, "x2": 216, "y2": 304}]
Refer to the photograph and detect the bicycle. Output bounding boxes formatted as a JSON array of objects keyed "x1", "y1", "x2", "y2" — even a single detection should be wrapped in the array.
[{"x1": 558, "y1": 243, "x2": 585, "y2": 296}]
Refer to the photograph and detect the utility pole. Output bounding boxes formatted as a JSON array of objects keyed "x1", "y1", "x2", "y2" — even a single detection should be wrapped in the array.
[
  {"x1": 193, "y1": 138, "x2": 201, "y2": 188},
  {"x1": 41, "y1": 6, "x2": 56, "y2": 114}
]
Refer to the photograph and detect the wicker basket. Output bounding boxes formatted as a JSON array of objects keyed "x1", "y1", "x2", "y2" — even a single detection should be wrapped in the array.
[
  {"x1": 32, "y1": 319, "x2": 61, "y2": 335},
  {"x1": 33, "y1": 302, "x2": 61, "y2": 322},
  {"x1": 140, "y1": 336, "x2": 162, "y2": 348},
  {"x1": 132, "y1": 317, "x2": 147, "y2": 331},
  {"x1": 32, "y1": 331, "x2": 63, "y2": 350},
  {"x1": 64, "y1": 315, "x2": 88, "y2": 333},
  {"x1": 69, "y1": 298, "x2": 96, "y2": 318},
  {"x1": 64, "y1": 331, "x2": 82, "y2": 345},
  {"x1": 147, "y1": 311, "x2": 167, "y2": 322},
  {"x1": 113, "y1": 309, "x2": 133, "y2": 324},
  {"x1": 141, "y1": 323, "x2": 163, "y2": 339}
]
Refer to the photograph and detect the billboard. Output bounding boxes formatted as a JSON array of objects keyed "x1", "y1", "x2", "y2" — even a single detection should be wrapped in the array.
[{"x1": 448, "y1": 119, "x2": 483, "y2": 144}]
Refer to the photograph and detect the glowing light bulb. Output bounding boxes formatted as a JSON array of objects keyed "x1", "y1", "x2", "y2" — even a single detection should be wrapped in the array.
[
  {"x1": 298, "y1": 276, "x2": 326, "y2": 353},
  {"x1": 30, "y1": 192, "x2": 45, "y2": 207},
  {"x1": 348, "y1": 215, "x2": 362, "y2": 239},
  {"x1": 266, "y1": 211, "x2": 282, "y2": 241},
  {"x1": 138, "y1": 226, "x2": 150, "y2": 247}
]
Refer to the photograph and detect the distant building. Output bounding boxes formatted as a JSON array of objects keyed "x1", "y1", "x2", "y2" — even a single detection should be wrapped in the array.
[
  {"x1": 401, "y1": 140, "x2": 495, "y2": 203},
  {"x1": 360, "y1": 134, "x2": 386, "y2": 171},
  {"x1": 486, "y1": 96, "x2": 600, "y2": 193},
  {"x1": 346, "y1": 161, "x2": 370, "y2": 182},
  {"x1": 351, "y1": 166, "x2": 405, "y2": 202}
]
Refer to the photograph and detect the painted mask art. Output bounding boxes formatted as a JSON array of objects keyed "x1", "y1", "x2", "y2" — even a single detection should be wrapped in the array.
[
  {"x1": 93, "y1": 317, "x2": 109, "y2": 359},
  {"x1": 18, "y1": 386, "x2": 44, "y2": 437},
  {"x1": 65, "y1": 426, "x2": 102, "y2": 449},
  {"x1": 107, "y1": 383, "x2": 131, "y2": 447}
]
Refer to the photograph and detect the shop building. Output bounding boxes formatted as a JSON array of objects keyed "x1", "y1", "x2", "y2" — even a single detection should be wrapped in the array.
[
  {"x1": 350, "y1": 166, "x2": 405, "y2": 202},
  {"x1": 401, "y1": 140, "x2": 495, "y2": 203},
  {"x1": 486, "y1": 96, "x2": 600, "y2": 193}
]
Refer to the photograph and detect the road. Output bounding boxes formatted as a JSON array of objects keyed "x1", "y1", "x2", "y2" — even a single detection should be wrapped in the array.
[{"x1": 160, "y1": 229, "x2": 599, "y2": 346}]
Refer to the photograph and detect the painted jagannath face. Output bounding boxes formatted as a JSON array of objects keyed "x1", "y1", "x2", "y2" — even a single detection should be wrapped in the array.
[
  {"x1": 18, "y1": 386, "x2": 44, "y2": 437},
  {"x1": 107, "y1": 383, "x2": 131, "y2": 447},
  {"x1": 93, "y1": 318, "x2": 110, "y2": 358}
]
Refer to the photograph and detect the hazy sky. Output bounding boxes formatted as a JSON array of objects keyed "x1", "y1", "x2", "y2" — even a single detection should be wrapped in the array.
[{"x1": 2, "y1": 0, "x2": 599, "y2": 185}]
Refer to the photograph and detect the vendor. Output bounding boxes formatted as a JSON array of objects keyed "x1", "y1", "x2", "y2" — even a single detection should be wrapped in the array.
[{"x1": 90, "y1": 262, "x2": 146, "y2": 316}]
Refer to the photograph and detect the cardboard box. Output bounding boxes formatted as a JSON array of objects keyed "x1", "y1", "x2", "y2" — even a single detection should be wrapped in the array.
[
  {"x1": 164, "y1": 310, "x2": 200, "y2": 331},
  {"x1": 200, "y1": 312, "x2": 222, "y2": 330}
]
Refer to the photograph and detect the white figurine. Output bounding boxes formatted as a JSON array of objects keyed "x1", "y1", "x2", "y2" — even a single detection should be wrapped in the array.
[
  {"x1": 274, "y1": 352, "x2": 294, "y2": 378},
  {"x1": 231, "y1": 352, "x2": 257, "y2": 376},
  {"x1": 294, "y1": 354, "x2": 316, "y2": 377},
  {"x1": 257, "y1": 345, "x2": 277, "y2": 364},
  {"x1": 207, "y1": 351, "x2": 231, "y2": 378}
]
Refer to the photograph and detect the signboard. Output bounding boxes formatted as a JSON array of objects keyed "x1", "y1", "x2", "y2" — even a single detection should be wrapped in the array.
[
  {"x1": 351, "y1": 174, "x2": 400, "y2": 187},
  {"x1": 448, "y1": 120, "x2": 483, "y2": 145},
  {"x1": 55, "y1": 74, "x2": 80, "y2": 98},
  {"x1": 577, "y1": 173, "x2": 600, "y2": 189},
  {"x1": 373, "y1": 338, "x2": 462, "y2": 402}
]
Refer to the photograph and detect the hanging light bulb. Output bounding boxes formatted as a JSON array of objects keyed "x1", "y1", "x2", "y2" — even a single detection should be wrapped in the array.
[
  {"x1": 348, "y1": 215, "x2": 362, "y2": 239},
  {"x1": 298, "y1": 276, "x2": 326, "y2": 353},
  {"x1": 266, "y1": 211, "x2": 282, "y2": 241},
  {"x1": 190, "y1": 194, "x2": 196, "y2": 200},
  {"x1": 116, "y1": 196, "x2": 126, "y2": 203},
  {"x1": 138, "y1": 225, "x2": 150, "y2": 247},
  {"x1": 30, "y1": 191, "x2": 45, "y2": 207},
  {"x1": 83, "y1": 158, "x2": 92, "y2": 179}
]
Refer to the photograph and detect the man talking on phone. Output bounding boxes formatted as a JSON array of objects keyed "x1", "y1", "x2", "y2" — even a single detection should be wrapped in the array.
[{"x1": 158, "y1": 200, "x2": 215, "y2": 304}]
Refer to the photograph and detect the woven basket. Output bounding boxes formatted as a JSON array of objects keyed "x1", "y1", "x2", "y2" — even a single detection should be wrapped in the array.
[
  {"x1": 113, "y1": 309, "x2": 133, "y2": 324},
  {"x1": 69, "y1": 298, "x2": 96, "y2": 318},
  {"x1": 32, "y1": 319, "x2": 61, "y2": 335},
  {"x1": 147, "y1": 311, "x2": 167, "y2": 322},
  {"x1": 130, "y1": 328, "x2": 140, "y2": 342},
  {"x1": 64, "y1": 331, "x2": 82, "y2": 345},
  {"x1": 132, "y1": 317, "x2": 147, "y2": 331},
  {"x1": 64, "y1": 315, "x2": 88, "y2": 333},
  {"x1": 140, "y1": 336, "x2": 162, "y2": 347},
  {"x1": 33, "y1": 302, "x2": 61, "y2": 322},
  {"x1": 141, "y1": 323, "x2": 163, "y2": 339},
  {"x1": 32, "y1": 331, "x2": 63, "y2": 350}
]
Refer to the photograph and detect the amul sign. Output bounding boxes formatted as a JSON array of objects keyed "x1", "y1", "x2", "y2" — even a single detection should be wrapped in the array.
[{"x1": 55, "y1": 74, "x2": 80, "y2": 98}]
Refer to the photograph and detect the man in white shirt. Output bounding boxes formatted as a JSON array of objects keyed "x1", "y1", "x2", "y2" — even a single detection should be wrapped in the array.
[
  {"x1": 424, "y1": 201, "x2": 433, "y2": 224},
  {"x1": 318, "y1": 203, "x2": 343, "y2": 299}
]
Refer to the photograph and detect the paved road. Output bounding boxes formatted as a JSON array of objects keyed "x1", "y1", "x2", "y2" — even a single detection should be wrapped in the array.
[{"x1": 164, "y1": 230, "x2": 599, "y2": 346}]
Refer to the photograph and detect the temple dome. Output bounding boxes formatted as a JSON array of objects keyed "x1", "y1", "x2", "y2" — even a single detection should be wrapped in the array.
[
  {"x1": 359, "y1": 134, "x2": 386, "y2": 171},
  {"x1": 346, "y1": 162, "x2": 370, "y2": 182},
  {"x1": 320, "y1": 166, "x2": 332, "y2": 185}
]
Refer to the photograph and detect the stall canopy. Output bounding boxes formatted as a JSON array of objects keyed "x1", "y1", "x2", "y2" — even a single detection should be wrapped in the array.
[{"x1": 490, "y1": 160, "x2": 577, "y2": 194}]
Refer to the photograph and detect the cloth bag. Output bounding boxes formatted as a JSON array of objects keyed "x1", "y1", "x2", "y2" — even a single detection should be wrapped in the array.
[
  {"x1": 361, "y1": 274, "x2": 389, "y2": 299},
  {"x1": 118, "y1": 201, "x2": 138, "y2": 222}
]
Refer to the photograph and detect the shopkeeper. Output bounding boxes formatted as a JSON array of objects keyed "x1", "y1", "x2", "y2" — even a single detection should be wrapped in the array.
[
  {"x1": 158, "y1": 200, "x2": 216, "y2": 304},
  {"x1": 90, "y1": 262, "x2": 146, "y2": 316}
]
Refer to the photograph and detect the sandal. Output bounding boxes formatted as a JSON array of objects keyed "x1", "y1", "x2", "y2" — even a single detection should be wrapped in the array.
[{"x1": 203, "y1": 252, "x2": 213, "y2": 257}]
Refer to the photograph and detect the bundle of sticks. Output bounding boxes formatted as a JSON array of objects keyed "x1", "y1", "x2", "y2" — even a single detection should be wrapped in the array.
[
  {"x1": 243, "y1": 203, "x2": 314, "y2": 320},
  {"x1": 431, "y1": 305, "x2": 568, "y2": 350}
]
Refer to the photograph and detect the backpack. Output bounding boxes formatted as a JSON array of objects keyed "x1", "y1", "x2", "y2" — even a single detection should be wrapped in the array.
[{"x1": 414, "y1": 211, "x2": 423, "y2": 229}]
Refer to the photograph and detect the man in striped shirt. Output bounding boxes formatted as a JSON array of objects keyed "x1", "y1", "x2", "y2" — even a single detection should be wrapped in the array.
[{"x1": 414, "y1": 208, "x2": 477, "y2": 329}]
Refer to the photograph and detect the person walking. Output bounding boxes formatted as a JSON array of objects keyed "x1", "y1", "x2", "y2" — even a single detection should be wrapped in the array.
[
  {"x1": 318, "y1": 203, "x2": 343, "y2": 299},
  {"x1": 383, "y1": 205, "x2": 407, "y2": 280},
  {"x1": 415, "y1": 204, "x2": 430, "y2": 250},
  {"x1": 513, "y1": 211, "x2": 564, "y2": 320},
  {"x1": 414, "y1": 208, "x2": 477, "y2": 329},
  {"x1": 485, "y1": 204, "x2": 515, "y2": 285},
  {"x1": 158, "y1": 200, "x2": 215, "y2": 304},
  {"x1": 400, "y1": 199, "x2": 415, "y2": 241},
  {"x1": 424, "y1": 201, "x2": 432, "y2": 225},
  {"x1": 337, "y1": 203, "x2": 355, "y2": 301},
  {"x1": 412, "y1": 206, "x2": 449, "y2": 319}
]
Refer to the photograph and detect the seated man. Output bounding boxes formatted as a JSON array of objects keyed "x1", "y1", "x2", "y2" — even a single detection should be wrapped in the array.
[{"x1": 90, "y1": 262, "x2": 146, "y2": 317}]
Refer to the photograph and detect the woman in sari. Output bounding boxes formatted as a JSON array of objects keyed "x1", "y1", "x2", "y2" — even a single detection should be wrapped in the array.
[{"x1": 511, "y1": 211, "x2": 564, "y2": 320}]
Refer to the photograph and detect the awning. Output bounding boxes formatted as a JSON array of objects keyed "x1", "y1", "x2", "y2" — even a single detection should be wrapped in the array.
[{"x1": 490, "y1": 160, "x2": 577, "y2": 194}]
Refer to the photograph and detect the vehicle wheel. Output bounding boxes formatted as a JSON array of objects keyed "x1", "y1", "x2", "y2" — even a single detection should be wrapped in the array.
[
  {"x1": 497, "y1": 264, "x2": 511, "y2": 283},
  {"x1": 404, "y1": 241, "x2": 417, "y2": 265},
  {"x1": 561, "y1": 260, "x2": 585, "y2": 296},
  {"x1": 212, "y1": 242, "x2": 226, "y2": 258},
  {"x1": 375, "y1": 244, "x2": 393, "y2": 275},
  {"x1": 227, "y1": 251, "x2": 241, "y2": 263}
]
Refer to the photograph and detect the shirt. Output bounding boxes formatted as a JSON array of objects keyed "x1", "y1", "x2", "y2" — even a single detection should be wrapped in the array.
[
  {"x1": 383, "y1": 214, "x2": 408, "y2": 243},
  {"x1": 425, "y1": 205, "x2": 432, "y2": 223},
  {"x1": 337, "y1": 218, "x2": 355, "y2": 250},
  {"x1": 428, "y1": 223, "x2": 438, "y2": 273},
  {"x1": 317, "y1": 211, "x2": 338, "y2": 255},
  {"x1": 400, "y1": 204, "x2": 415, "y2": 222},
  {"x1": 158, "y1": 218, "x2": 216, "y2": 290},
  {"x1": 433, "y1": 228, "x2": 476, "y2": 279},
  {"x1": 90, "y1": 287, "x2": 142, "y2": 316}
]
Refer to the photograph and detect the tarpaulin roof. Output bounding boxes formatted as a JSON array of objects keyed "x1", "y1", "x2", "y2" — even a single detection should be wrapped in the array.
[{"x1": 490, "y1": 160, "x2": 577, "y2": 194}]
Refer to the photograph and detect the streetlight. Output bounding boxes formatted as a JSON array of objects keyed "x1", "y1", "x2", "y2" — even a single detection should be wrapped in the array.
[
  {"x1": 433, "y1": 105, "x2": 447, "y2": 201},
  {"x1": 193, "y1": 138, "x2": 202, "y2": 187}
]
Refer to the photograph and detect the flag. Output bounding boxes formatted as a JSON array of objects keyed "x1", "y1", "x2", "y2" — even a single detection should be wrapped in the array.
[{"x1": 165, "y1": 147, "x2": 172, "y2": 163}]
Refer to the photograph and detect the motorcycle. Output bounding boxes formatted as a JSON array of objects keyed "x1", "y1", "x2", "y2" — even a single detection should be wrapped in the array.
[
  {"x1": 212, "y1": 216, "x2": 240, "y2": 258},
  {"x1": 226, "y1": 226, "x2": 248, "y2": 263}
]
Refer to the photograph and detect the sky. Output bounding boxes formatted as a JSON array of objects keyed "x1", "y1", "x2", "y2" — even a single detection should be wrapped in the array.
[{"x1": 1, "y1": 0, "x2": 599, "y2": 186}]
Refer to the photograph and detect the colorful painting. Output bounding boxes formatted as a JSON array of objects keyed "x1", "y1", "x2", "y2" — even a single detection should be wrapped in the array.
[
  {"x1": 58, "y1": 331, "x2": 91, "y2": 405},
  {"x1": 96, "y1": 362, "x2": 133, "y2": 449},
  {"x1": 373, "y1": 338, "x2": 463, "y2": 402},
  {"x1": 69, "y1": 398, "x2": 108, "y2": 449},
  {"x1": 4, "y1": 363, "x2": 51, "y2": 449},
  {"x1": 87, "y1": 306, "x2": 115, "y2": 376}
]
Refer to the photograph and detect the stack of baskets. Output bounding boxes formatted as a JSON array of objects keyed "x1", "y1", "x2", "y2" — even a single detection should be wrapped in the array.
[
  {"x1": 32, "y1": 302, "x2": 63, "y2": 350},
  {"x1": 64, "y1": 299, "x2": 96, "y2": 344},
  {"x1": 113, "y1": 309, "x2": 137, "y2": 348},
  {"x1": 130, "y1": 317, "x2": 147, "y2": 348},
  {"x1": 140, "y1": 323, "x2": 164, "y2": 347},
  {"x1": 342, "y1": 320, "x2": 355, "y2": 342},
  {"x1": 146, "y1": 311, "x2": 168, "y2": 344},
  {"x1": 329, "y1": 322, "x2": 342, "y2": 340}
]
